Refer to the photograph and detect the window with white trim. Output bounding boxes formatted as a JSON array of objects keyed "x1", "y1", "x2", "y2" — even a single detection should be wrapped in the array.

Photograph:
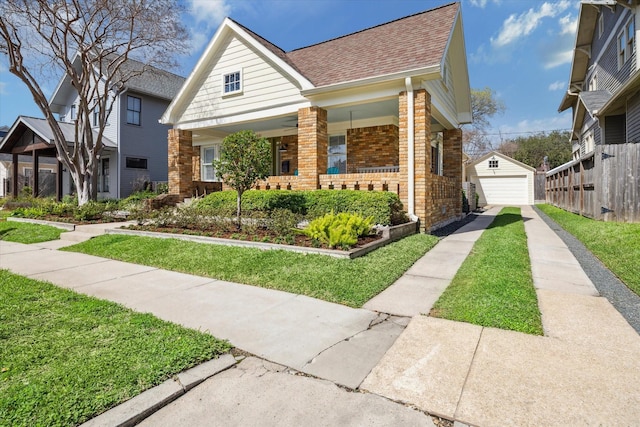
[
  {"x1": 223, "y1": 71, "x2": 242, "y2": 95},
  {"x1": 70, "y1": 105, "x2": 76, "y2": 121},
  {"x1": 201, "y1": 145, "x2": 220, "y2": 181},
  {"x1": 327, "y1": 135, "x2": 346, "y2": 174},
  {"x1": 98, "y1": 157, "x2": 110, "y2": 192},
  {"x1": 589, "y1": 73, "x2": 598, "y2": 91},
  {"x1": 618, "y1": 17, "x2": 635, "y2": 69},
  {"x1": 598, "y1": 13, "x2": 604, "y2": 39}
]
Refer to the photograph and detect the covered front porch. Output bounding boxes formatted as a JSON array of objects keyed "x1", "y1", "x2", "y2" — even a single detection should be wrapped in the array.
[{"x1": 168, "y1": 88, "x2": 463, "y2": 231}]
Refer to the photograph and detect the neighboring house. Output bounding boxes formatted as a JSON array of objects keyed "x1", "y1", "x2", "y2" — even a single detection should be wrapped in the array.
[
  {"x1": 552, "y1": 0, "x2": 640, "y2": 222},
  {"x1": 467, "y1": 151, "x2": 535, "y2": 206},
  {"x1": 161, "y1": 2, "x2": 472, "y2": 231},
  {"x1": 0, "y1": 59, "x2": 184, "y2": 200}
]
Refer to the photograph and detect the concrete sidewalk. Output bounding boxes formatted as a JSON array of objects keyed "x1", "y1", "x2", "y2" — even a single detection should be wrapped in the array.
[
  {"x1": 362, "y1": 205, "x2": 640, "y2": 426},
  {"x1": 0, "y1": 239, "x2": 403, "y2": 390},
  {"x1": 4, "y1": 206, "x2": 640, "y2": 426}
]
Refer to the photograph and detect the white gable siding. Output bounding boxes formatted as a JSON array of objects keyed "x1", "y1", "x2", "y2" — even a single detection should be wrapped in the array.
[
  {"x1": 467, "y1": 154, "x2": 534, "y2": 206},
  {"x1": 178, "y1": 34, "x2": 306, "y2": 123},
  {"x1": 422, "y1": 54, "x2": 457, "y2": 127}
]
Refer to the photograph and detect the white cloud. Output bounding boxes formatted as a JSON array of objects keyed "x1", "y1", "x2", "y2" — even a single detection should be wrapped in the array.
[
  {"x1": 558, "y1": 14, "x2": 578, "y2": 36},
  {"x1": 543, "y1": 48, "x2": 573, "y2": 69},
  {"x1": 189, "y1": 0, "x2": 230, "y2": 25},
  {"x1": 186, "y1": 0, "x2": 232, "y2": 54},
  {"x1": 0, "y1": 82, "x2": 7, "y2": 95},
  {"x1": 548, "y1": 81, "x2": 565, "y2": 91},
  {"x1": 491, "y1": 1, "x2": 571, "y2": 47},
  {"x1": 468, "y1": 0, "x2": 502, "y2": 8}
]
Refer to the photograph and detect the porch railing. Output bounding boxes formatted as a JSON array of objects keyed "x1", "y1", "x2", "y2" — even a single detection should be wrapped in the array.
[{"x1": 318, "y1": 172, "x2": 400, "y2": 193}]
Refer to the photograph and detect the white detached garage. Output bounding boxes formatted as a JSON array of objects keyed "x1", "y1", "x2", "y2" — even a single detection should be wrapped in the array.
[{"x1": 467, "y1": 151, "x2": 535, "y2": 206}]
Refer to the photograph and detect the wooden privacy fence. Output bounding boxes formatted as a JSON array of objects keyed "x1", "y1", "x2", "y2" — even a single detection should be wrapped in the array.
[{"x1": 546, "y1": 143, "x2": 640, "y2": 222}]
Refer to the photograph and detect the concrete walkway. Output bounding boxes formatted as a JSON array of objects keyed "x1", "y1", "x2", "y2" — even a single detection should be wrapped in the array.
[
  {"x1": 3, "y1": 206, "x2": 640, "y2": 426},
  {"x1": 362, "y1": 205, "x2": 640, "y2": 426}
]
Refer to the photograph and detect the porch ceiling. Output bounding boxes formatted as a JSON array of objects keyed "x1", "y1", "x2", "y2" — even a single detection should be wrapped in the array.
[{"x1": 191, "y1": 98, "x2": 443, "y2": 141}]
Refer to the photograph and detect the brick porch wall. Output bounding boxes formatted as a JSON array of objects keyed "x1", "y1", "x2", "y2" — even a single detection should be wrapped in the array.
[
  {"x1": 443, "y1": 128, "x2": 463, "y2": 218},
  {"x1": 168, "y1": 129, "x2": 193, "y2": 199},
  {"x1": 347, "y1": 125, "x2": 399, "y2": 173}
]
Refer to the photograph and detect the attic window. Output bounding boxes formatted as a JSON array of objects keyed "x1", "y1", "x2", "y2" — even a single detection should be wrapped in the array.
[
  {"x1": 223, "y1": 70, "x2": 242, "y2": 95},
  {"x1": 617, "y1": 18, "x2": 635, "y2": 70},
  {"x1": 489, "y1": 158, "x2": 499, "y2": 168},
  {"x1": 598, "y1": 14, "x2": 603, "y2": 39}
]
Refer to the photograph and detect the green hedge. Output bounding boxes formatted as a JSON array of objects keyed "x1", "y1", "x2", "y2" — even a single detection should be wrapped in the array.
[{"x1": 196, "y1": 190, "x2": 407, "y2": 225}]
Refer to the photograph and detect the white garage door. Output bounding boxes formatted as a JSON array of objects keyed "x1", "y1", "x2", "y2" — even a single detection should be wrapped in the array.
[{"x1": 478, "y1": 176, "x2": 529, "y2": 205}]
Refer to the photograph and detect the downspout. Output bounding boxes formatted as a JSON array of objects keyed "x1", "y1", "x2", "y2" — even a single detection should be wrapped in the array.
[{"x1": 405, "y1": 77, "x2": 416, "y2": 220}]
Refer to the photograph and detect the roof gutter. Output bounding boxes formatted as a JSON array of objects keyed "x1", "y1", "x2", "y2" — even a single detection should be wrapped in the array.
[
  {"x1": 301, "y1": 65, "x2": 440, "y2": 97},
  {"x1": 405, "y1": 76, "x2": 416, "y2": 220}
]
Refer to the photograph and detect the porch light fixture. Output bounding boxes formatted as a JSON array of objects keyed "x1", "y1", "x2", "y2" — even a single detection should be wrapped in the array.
[{"x1": 279, "y1": 144, "x2": 288, "y2": 153}]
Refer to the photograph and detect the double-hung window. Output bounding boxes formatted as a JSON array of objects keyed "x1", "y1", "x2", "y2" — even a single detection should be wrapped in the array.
[
  {"x1": 223, "y1": 71, "x2": 242, "y2": 95},
  {"x1": 618, "y1": 18, "x2": 635, "y2": 69},
  {"x1": 127, "y1": 95, "x2": 141, "y2": 125},
  {"x1": 327, "y1": 135, "x2": 346, "y2": 174},
  {"x1": 201, "y1": 146, "x2": 218, "y2": 181}
]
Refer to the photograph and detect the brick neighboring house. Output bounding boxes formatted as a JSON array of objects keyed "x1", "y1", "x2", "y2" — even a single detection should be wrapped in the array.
[
  {"x1": 550, "y1": 1, "x2": 640, "y2": 222},
  {"x1": 162, "y1": 2, "x2": 472, "y2": 231}
]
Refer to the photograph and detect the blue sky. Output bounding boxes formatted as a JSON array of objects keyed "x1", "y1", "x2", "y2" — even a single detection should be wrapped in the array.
[{"x1": 0, "y1": 0, "x2": 578, "y2": 144}]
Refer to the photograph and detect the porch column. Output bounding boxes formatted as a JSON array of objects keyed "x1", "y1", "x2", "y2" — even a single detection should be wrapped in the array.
[
  {"x1": 443, "y1": 128, "x2": 463, "y2": 217},
  {"x1": 399, "y1": 89, "x2": 432, "y2": 232},
  {"x1": 297, "y1": 106, "x2": 327, "y2": 190},
  {"x1": 168, "y1": 129, "x2": 193, "y2": 199},
  {"x1": 12, "y1": 153, "x2": 18, "y2": 198},
  {"x1": 32, "y1": 150, "x2": 39, "y2": 197}
]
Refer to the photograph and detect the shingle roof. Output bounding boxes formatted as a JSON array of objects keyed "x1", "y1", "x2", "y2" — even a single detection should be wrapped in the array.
[
  {"x1": 284, "y1": 2, "x2": 458, "y2": 87},
  {"x1": 0, "y1": 116, "x2": 116, "y2": 153},
  {"x1": 114, "y1": 57, "x2": 185, "y2": 100},
  {"x1": 579, "y1": 90, "x2": 612, "y2": 114}
]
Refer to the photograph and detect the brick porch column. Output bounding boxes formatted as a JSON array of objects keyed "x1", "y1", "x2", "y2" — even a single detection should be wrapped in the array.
[
  {"x1": 443, "y1": 128, "x2": 463, "y2": 217},
  {"x1": 168, "y1": 128, "x2": 193, "y2": 199},
  {"x1": 399, "y1": 89, "x2": 432, "y2": 231},
  {"x1": 297, "y1": 106, "x2": 327, "y2": 189}
]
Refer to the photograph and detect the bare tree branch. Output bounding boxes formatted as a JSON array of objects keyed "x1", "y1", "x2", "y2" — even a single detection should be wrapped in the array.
[{"x1": 0, "y1": 0, "x2": 188, "y2": 204}]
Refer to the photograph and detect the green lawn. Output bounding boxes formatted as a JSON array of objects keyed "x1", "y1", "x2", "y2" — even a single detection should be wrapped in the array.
[
  {"x1": 0, "y1": 270, "x2": 231, "y2": 427},
  {"x1": 64, "y1": 233, "x2": 439, "y2": 308},
  {"x1": 431, "y1": 207, "x2": 543, "y2": 335},
  {"x1": 537, "y1": 204, "x2": 640, "y2": 296},
  {"x1": 0, "y1": 219, "x2": 63, "y2": 243}
]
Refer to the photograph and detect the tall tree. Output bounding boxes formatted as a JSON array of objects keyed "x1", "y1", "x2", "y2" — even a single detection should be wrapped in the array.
[
  {"x1": 498, "y1": 130, "x2": 572, "y2": 169},
  {"x1": 464, "y1": 87, "x2": 506, "y2": 158},
  {"x1": 213, "y1": 130, "x2": 272, "y2": 229},
  {"x1": 0, "y1": 0, "x2": 188, "y2": 205}
]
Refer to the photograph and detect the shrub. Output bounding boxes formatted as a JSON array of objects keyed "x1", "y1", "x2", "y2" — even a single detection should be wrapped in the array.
[
  {"x1": 302, "y1": 211, "x2": 374, "y2": 249},
  {"x1": 197, "y1": 190, "x2": 406, "y2": 225},
  {"x1": 269, "y1": 208, "x2": 302, "y2": 237}
]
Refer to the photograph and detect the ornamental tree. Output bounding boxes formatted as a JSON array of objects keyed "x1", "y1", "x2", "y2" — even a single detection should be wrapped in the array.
[{"x1": 213, "y1": 130, "x2": 271, "y2": 228}]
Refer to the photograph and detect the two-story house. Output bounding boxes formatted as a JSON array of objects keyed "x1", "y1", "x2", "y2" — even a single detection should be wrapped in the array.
[
  {"x1": 0, "y1": 58, "x2": 184, "y2": 200},
  {"x1": 550, "y1": 0, "x2": 640, "y2": 222},
  {"x1": 162, "y1": 2, "x2": 472, "y2": 232}
]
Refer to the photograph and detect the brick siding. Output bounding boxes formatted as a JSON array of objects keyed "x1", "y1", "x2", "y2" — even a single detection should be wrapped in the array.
[{"x1": 347, "y1": 125, "x2": 399, "y2": 173}]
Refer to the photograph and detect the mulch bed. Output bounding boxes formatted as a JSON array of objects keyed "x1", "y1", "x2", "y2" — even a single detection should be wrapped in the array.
[{"x1": 124, "y1": 224, "x2": 382, "y2": 251}]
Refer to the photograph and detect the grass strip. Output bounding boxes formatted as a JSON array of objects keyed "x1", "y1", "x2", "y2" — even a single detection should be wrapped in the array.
[
  {"x1": 0, "y1": 220, "x2": 63, "y2": 243},
  {"x1": 431, "y1": 207, "x2": 543, "y2": 335},
  {"x1": 63, "y1": 233, "x2": 439, "y2": 308},
  {"x1": 537, "y1": 204, "x2": 640, "y2": 296},
  {"x1": 0, "y1": 270, "x2": 231, "y2": 427}
]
